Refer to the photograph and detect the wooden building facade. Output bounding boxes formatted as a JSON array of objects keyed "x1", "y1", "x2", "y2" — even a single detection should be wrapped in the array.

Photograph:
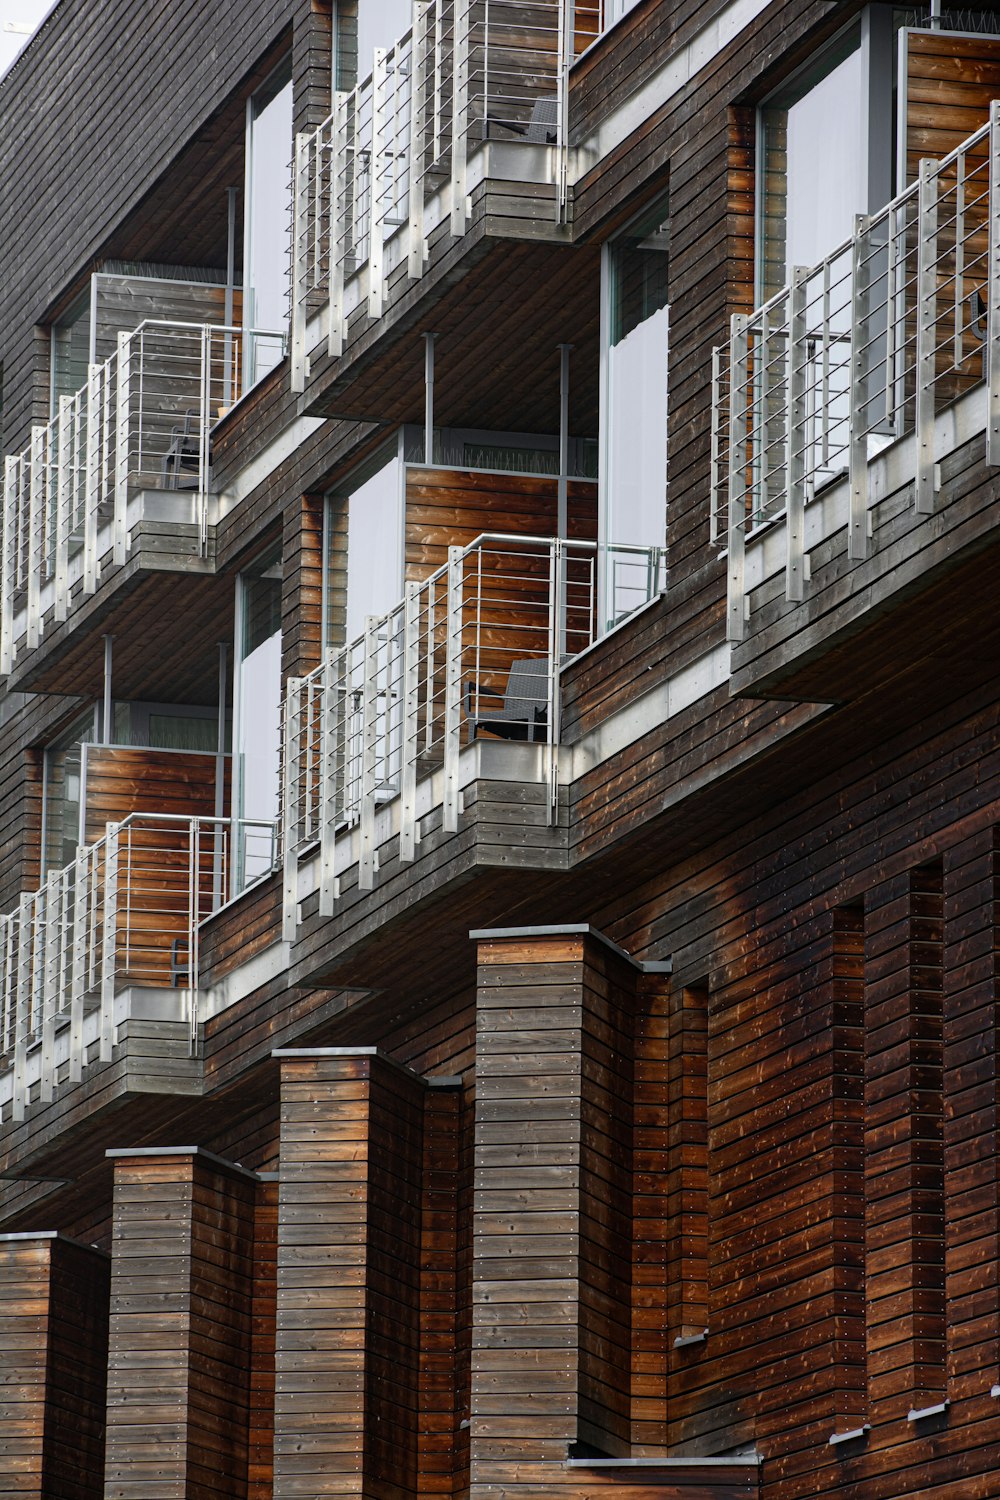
[{"x1": 1, "y1": 1, "x2": 999, "y2": 1497}]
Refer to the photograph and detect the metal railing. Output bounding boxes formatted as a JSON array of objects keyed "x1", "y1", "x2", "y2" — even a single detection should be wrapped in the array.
[
  {"x1": 291, "y1": 0, "x2": 602, "y2": 383},
  {"x1": 713, "y1": 104, "x2": 1000, "y2": 641},
  {"x1": 1, "y1": 318, "x2": 287, "y2": 672},
  {"x1": 281, "y1": 531, "x2": 664, "y2": 936},
  {"x1": 0, "y1": 813, "x2": 277, "y2": 1120}
]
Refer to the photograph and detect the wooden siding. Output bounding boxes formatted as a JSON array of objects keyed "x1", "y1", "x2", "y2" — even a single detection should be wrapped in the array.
[
  {"x1": 404, "y1": 467, "x2": 598, "y2": 581},
  {"x1": 901, "y1": 30, "x2": 1000, "y2": 188},
  {"x1": 83, "y1": 745, "x2": 226, "y2": 843},
  {"x1": 104, "y1": 1150, "x2": 259, "y2": 1498},
  {"x1": 0, "y1": 1233, "x2": 109, "y2": 1500}
]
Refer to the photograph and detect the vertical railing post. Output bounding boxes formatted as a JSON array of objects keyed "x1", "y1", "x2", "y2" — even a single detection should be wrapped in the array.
[
  {"x1": 12, "y1": 896, "x2": 32, "y2": 1121},
  {"x1": 358, "y1": 617, "x2": 380, "y2": 890},
  {"x1": 113, "y1": 330, "x2": 130, "y2": 566},
  {"x1": 26, "y1": 426, "x2": 44, "y2": 649},
  {"x1": 442, "y1": 544, "x2": 463, "y2": 832},
  {"x1": 546, "y1": 538, "x2": 565, "y2": 823},
  {"x1": 100, "y1": 825, "x2": 120, "y2": 1062},
  {"x1": 1, "y1": 457, "x2": 17, "y2": 672},
  {"x1": 40, "y1": 871, "x2": 59, "y2": 1104},
  {"x1": 84, "y1": 362, "x2": 101, "y2": 593},
  {"x1": 188, "y1": 820, "x2": 200, "y2": 1054},
  {"x1": 70, "y1": 846, "x2": 88, "y2": 1084},
  {"x1": 915, "y1": 156, "x2": 939, "y2": 515},
  {"x1": 785, "y1": 265, "x2": 809, "y2": 603},
  {"x1": 198, "y1": 325, "x2": 211, "y2": 554},
  {"x1": 849, "y1": 214, "x2": 872, "y2": 560},
  {"x1": 408, "y1": 1, "x2": 430, "y2": 279},
  {"x1": 55, "y1": 396, "x2": 71, "y2": 620},
  {"x1": 727, "y1": 314, "x2": 749, "y2": 642},
  {"x1": 555, "y1": 0, "x2": 575, "y2": 225},
  {"x1": 369, "y1": 49, "x2": 389, "y2": 321},
  {"x1": 400, "y1": 580, "x2": 421, "y2": 862},
  {"x1": 709, "y1": 346, "x2": 724, "y2": 547},
  {"x1": 987, "y1": 101, "x2": 1000, "y2": 467},
  {"x1": 319, "y1": 654, "x2": 342, "y2": 917},
  {"x1": 330, "y1": 92, "x2": 350, "y2": 359},
  {"x1": 282, "y1": 677, "x2": 304, "y2": 942},
  {"x1": 291, "y1": 130, "x2": 310, "y2": 393},
  {"x1": 451, "y1": 0, "x2": 470, "y2": 235}
]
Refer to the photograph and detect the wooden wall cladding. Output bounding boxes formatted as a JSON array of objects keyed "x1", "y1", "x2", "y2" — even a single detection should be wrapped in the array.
[
  {"x1": 83, "y1": 745, "x2": 227, "y2": 844},
  {"x1": 272, "y1": 1049, "x2": 458, "y2": 1499},
  {"x1": 0, "y1": 1232, "x2": 109, "y2": 1500},
  {"x1": 282, "y1": 492, "x2": 325, "y2": 683},
  {"x1": 901, "y1": 31, "x2": 1000, "y2": 189},
  {"x1": 403, "y1": 467, "x2": 598, "y2": 582},
  {"x1": 470, "y1": 929, "x2": 640, "y2": 1472},
  {"x1": 103, "y1": 1149, "x2": 259, "y2": 1498}
]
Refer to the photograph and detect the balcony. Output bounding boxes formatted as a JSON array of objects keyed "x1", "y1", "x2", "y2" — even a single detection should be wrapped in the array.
[
  {"x1": 290, "y1": 0, "x2": 605, "y2": 395},
  {"x1": 281, "y1": 529, "x2": 664, "y2": 940},
  {"x1": 0, "y1": 813, "x2": 277, "y2": 1122},
  {"x1": 712, "y1": 105, "x2": 1000, "y2": 703},
  {"x1": 1, "y1": 316, "x2": 285, "y2": 681}
]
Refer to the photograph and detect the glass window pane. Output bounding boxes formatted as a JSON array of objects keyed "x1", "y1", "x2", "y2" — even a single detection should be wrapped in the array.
[
  {"x1": 245, "y1": 61, "x2": 293, "y2": 385},
  {"x1": 236, "y1": 558, "x2": 282, "y2": 888},
  {"x1": 325, "y1": 448, "x2": 402, "y2": 649},
  {"x1": 759, "y1": 27, "x2": 864, "y2": 299},
  {"x1": 51, "y1": 288, "x2": 91, "y2": 412}
]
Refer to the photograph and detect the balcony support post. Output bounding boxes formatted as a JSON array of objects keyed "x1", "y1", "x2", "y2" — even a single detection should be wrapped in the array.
[
  {"x1": 915, "y1": 157, "x2": 938, "y2": 515},
  {"x1": 727, "y1": 314, "x2": 749, "y2": 642},
  {"x1": 443, "y1": 545, "x2": 463, "y2": 833},
  {"x1": 988, "y1": 101, "x2": 1000, "y2": 467},
  {"x1": 198, "y1": 325, "x2": 211, "y2": 553},
  {"x1": 785, "y1": 266, "x2": 809, "y2": 602},
  {"x1": 40, "y1": 871, "x2": 59, "y2": 1105},
  {"x1": 848, "y1": 214, "x2": 872, "y2": 560},
  {"x1": 400, "y1": 581, "x2": 421, "y2": 863}
]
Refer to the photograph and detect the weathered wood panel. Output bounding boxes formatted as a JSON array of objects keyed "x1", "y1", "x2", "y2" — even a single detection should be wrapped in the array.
[
  {"x1": 104, "y1": 1148, "x2": 258, "y2": 1499},
  {"x1": 0, "y1": 1232, "x2": 109, "y2": 1500},
  {"x1": 83, "y1": 745, "x2": 226, "y2": 843},
  {"x1": 470, "y1": 928, "x2": 637, "y2": 1478}
]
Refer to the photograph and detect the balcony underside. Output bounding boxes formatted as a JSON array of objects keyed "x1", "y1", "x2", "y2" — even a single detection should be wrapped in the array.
[
  {"x1": 301, "y1": 231, "x2": 601, "y2": 434},
  {"x1": 7, "y1": 499, "x2": 234, "y2": 701},
  {"x1": 730, "y1": 413, "x2": 1000, "y2": 706}
]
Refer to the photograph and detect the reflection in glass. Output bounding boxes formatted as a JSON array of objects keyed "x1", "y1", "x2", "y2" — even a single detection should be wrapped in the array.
[
  {"x1": 758, "y1": 27, "x2": 864, "y2": 300},
  {"x1": 602, "y1": 192, "x2": 669, "y2": 628},
  {"x1": 325, "y1": 447, "x2": 402, "y2": 650},
  {"x1": 235, "y1": 558, "x2": 282, "y2": 890},
  {"x1": 245, "y1": 60, "x2": 293, "y2": 387}
]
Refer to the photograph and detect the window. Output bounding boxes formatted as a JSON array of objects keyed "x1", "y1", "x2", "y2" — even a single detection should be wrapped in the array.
[
  {"x1": 50, "y1": 285, "x2": 92, "y2": 414},
  {"x1": 323, "y1": 442, "x2": 403, "y2": 650},
  {"x1": 756, "y1": 11, "x2": 895, "y2": 302},
  {"x1": 599, "y1": 188, "x2": 670, "y2": 630},
  {"x1": 334, "y1": 0, "x2": 412, "y2": 90},
  {"x1": 233, "y1": 549, "x2": 282, "y2": 892},
  {"x1": 244, "y1": 57, "x2": 293, "y2": 389}
]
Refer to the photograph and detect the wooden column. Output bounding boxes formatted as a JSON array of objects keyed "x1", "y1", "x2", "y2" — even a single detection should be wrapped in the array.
[
  {"x1": 104, "y1": 1147, "x2": 258, "y2": 1498},
  {"x1": 633, "y1": 966, "x2": 673, "y2": 1452},
  {"x1": 0, "y1": 1231, "x2": 109, "y2": 1500},
  {"x1": 271, "y1": 1047, "x2": 430, "y2": 1499},
  {"x1": 281, "y1": 492, "x2": 325, "y2": 684},
  {"x1": 249, "y1": 1174, "x2": 280, "y2": 1500},
  {"x1": 470, "y1": 925, "x2": 654, "y2": 1477},
  {"x1": 943, "y1": 827, "x2": 1000, "y2": 1404},
  {"x1": 864, "y1": 866, "x2": 946, "y2": 1421}
]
